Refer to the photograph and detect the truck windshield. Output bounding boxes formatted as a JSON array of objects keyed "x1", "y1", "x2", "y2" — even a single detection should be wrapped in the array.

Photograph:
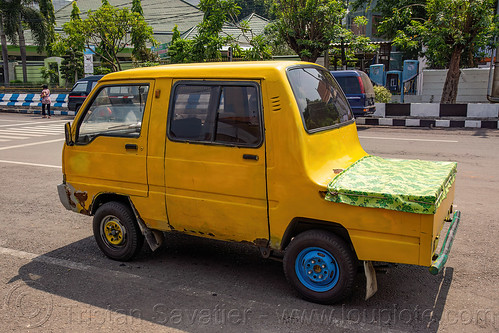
[{"x1": 288, "y1": 67, "x2": 353, "y2": 132}]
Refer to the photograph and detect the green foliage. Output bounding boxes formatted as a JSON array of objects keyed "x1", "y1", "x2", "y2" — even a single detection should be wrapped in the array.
[
  {"x1": 362, "y1": 0, "x2": 497, "y2": 68},
  {"x1": 39, "y1": 0, "x2": 57, "y2": 55},
  {"x1": 70, "y1": 1, "x2": 81, "y2": 20},
  {"x1": 236, "y1": 0, "x2": 272, "y2": 19},
  {"x1": 262, "y1": 21, "x2": 295, "y2": 56},
  {"x1": 0, "y1": 0, "x2": 51, "y2": 52},
  {"x1": 373, "y1": 85, "x2": 392, "y2": 103},
  {"x1": 358, "y1": 0, "x2": 497, "y2": 103},
  {"x1": 270, "y1": 0, "x2": 355, "y2": 63},
  {"x1": 59, "y1": 51, "x2": 84, "y2": 85},
  {"x1": 51, "y1": 1, "x2": 85, "y2": 86},
  {"x1": 81, "y1": 3, "x2": 156, "y2": 71},
  {"x1": 168, "y1": 38, "x2": 193, "y2": 64},
  {"x1": 94, "y1": 66, "x2": 113, "y2": 75},
  {"x1": 168, "y1": 0, "x2": 272, "y2": 63},
  {"x1": 131, "y1": 0, "x2": 151, "y2": 62},
  {"x1": 245, "y1": 35, "x2": 272, "y2": 60},
  {"x1": 40, "y1": 63, "x2": 59, "y2": 86},
  {"x1": 190, "y1": 0, "x2": 241, "y2": 62},
  {"x1": 328, "y1": 16, "x2": 379, "y2": 67},
  {"x1": 133, "y1": 61, "x2": 160, "y2": 68}
]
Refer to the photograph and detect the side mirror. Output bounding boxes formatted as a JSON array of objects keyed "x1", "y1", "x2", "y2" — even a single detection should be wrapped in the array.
[{"x1": 64, "y1": 122, "x2": 74, "y2": 146}]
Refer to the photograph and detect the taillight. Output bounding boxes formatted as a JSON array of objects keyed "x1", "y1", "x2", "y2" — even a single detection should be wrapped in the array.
[{"x1": 358, "y1": 76, "x2": 365, "y2": 94}]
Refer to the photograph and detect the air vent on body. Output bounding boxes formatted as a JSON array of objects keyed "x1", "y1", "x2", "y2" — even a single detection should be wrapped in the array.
[{"x1": 271, "y1": 96, "x2": 281, "y2": 112}]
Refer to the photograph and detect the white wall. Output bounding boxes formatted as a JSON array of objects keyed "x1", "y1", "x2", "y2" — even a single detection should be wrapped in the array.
[{"x1": 419, "y1": 68, "x2": 489, "y2": 103}]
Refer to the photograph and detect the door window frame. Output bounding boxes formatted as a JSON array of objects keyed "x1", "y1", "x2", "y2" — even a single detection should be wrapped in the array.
[
  {"x1": 167, "y1": 80, "x2": 264, "y2": 148},
  {"x1": 74, "y1": 83, "x2": 151, "y2": 145}
]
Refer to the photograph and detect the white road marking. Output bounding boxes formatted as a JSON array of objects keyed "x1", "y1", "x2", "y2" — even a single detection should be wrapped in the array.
[
  {"x1": 0, "y1": 119, "x2": 68, "y2": 128},
  {"x1": 0, "y1": 159, "x2": 61, "y2": 169},
  {"x1": 0, "y1": 131, "x2": 45, "y2": 137},
  {"x1": 0, "y1": 135, "x2": 32, "y2": 139},
  {"x1": 359, "y1": 136, "x2": 458, "y2": 143},
  {"x1": 0, "y1": 246, "x2": 144, "y2": 281},
  {"x1": 0, "y1": 138, "x2": 64, "y2": 150},
  {"x1": 0, "y1": 119, "x2": 36, "y2": 123}
]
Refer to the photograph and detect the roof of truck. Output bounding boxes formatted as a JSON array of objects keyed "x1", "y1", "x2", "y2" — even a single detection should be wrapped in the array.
[{"x1": 102, "y1": 61, "x2": 318, "y2": 81}]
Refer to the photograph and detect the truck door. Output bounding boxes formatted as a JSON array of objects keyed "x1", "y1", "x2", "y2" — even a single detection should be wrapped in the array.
[
  {"x1": 164, "y1": 80, "x2": 269, "y2": 244},
  {"x1": 67, "y1": 81, "x2": 154, "y2": 202}
]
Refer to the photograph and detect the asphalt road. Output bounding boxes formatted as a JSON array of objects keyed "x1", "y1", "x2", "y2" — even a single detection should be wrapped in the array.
[{"x1": 0, "y1": 113, "x2": 497, "y2": 332}]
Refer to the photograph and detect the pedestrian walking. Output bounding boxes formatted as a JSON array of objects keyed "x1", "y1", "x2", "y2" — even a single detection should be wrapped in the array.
[{"x1": 41, "y1": 84, "x2": 51, "y2": 118}]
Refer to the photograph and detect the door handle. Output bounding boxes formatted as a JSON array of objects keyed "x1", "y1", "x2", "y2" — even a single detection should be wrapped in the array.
[
  {"x1": 125, "y1": 144, "x2": 138, "y2": 150},
  {"x1": 243, "y1": 154, "x2": 259, "y2": 161}
]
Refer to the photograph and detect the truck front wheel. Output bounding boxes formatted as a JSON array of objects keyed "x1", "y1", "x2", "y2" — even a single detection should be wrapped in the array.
[
  {"x1": 283, "y1": 230, "x2": 357, "y2": 304},
  {"x1": 93, "y1": 202, "x2": 144, "y2": 261}
]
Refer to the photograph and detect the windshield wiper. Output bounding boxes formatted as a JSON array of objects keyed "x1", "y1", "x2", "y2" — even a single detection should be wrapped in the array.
[{"x1": 107, "y1": 122, "x2": 142, "y2": 130}]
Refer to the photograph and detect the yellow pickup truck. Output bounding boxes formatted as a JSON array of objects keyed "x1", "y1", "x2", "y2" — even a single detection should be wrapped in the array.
[{"x1": 58, "y1": 61, "x2": 460, "y2": 304}]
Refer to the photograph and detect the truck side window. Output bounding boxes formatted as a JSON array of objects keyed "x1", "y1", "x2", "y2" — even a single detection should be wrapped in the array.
[
  {"x1": 76, "y1": 84, "x2": 149, "y2": 144},
  {"x1": 288, "y1": 67, "x2": 353, "y2": 132},
  {"x1": 169, "y1": 83, "x2": 262, "y2": 146}
]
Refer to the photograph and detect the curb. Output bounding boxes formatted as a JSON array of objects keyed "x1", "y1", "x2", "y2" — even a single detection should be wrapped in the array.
[
  {"x1": 374, "y1": 103, "x2": 499, "y2": 118},
  {"x1": 356, "y1": 117, "x2": 499, "y2": 129}
]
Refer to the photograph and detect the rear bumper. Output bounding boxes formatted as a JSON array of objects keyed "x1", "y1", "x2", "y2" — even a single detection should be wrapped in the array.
[
  {"x1": 429, "y1": 210, "x2": 461, "y2": 275},
  {"x1": 352, "y1": 106, "x2": 376, "y2": 116}
]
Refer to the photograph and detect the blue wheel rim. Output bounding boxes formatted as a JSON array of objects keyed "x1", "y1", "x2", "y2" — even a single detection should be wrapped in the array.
[{"x1": 295, "y1": 247, "x2": 340, "y2": 292}]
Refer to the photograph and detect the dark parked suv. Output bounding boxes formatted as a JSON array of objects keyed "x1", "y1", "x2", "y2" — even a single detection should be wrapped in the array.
[
  {"x1": 330, "y1": 70, "x2": 375, "y2": 117},
  {"x1": 68, "y1": 75, "x2": 104, "y2": 111}
]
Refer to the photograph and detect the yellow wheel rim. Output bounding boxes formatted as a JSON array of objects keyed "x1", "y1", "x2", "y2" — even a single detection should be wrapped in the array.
[{"x1": 103, "y1": 219, "x2": 124, "y2": 245}]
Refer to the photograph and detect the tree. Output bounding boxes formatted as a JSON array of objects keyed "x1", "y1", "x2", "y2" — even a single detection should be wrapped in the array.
[
  {"x1": 191, "y1": 0, "x2": 241, "y2": 61},
  {"x1": 39, "y1": 0, "x2": 56, "y2": 55},
  {"x1": 52, "y1": 1, "x2": 85, "y2": 85},
  {"x1": 396, "y1": 0, "x2": 495, "y2": 104},
  {"x1": 0, "y1": 0, "x2": 53, "y2": 84},
  {"x1": 167, "y1": 25, "x2": 192, "y2": 63},
  {"x1": 168, "y1": 0, "x2": 272, "y2": 63},
  {"x1": 329, "y1": 15, "x2": 379, "y2": 69},
  {"x1": 237, "y1": 0, "x2": 272, "y2": 19},
  {"x1": 269, "y1": 0, "x2": 346, "y2": 62},
  {"x1": 78, "y1": 3, "x2": 156, "y2": 72},
  {"x1": 0, "y1": 14, "x2": 10, "y2": 86},
  {"x1": 131, "y1": 0, "x2": 155, "y2": 62},
  {"x1": 357, "y1": 0, "x2": 497, "y2": 103}
]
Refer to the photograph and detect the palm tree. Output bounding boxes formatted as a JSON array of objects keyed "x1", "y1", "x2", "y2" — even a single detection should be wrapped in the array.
[
  {"x1": 0, "y1": 6, "x2": 11, "y2": 86},
  {"x1": 0, "y1": 0, "x2": 54, "y2": 84}
]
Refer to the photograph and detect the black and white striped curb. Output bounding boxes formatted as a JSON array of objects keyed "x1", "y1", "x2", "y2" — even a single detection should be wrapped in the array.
[
  {"x1": 356, "y1": 103, "x2": 499, "y2": 129},
  {"x1": 356, "y1": 117, "x2": 499, "y2": 129}
]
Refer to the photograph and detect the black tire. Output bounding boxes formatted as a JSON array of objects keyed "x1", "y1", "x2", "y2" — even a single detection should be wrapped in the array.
[
  {"x1": 93, "y1": 202, "x2": 144, "y2": 261},
  {"x1": 283, "y1": 230, "x2": 357, "y2": 304}
]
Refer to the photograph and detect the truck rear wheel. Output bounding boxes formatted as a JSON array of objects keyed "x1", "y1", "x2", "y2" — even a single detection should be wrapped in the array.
[
  {"x1": 283, "y1": 230, "x2": 357, "y2": 304},
  {"x1": 93, "y1": 202, "x2": 144, "y2": 261}
]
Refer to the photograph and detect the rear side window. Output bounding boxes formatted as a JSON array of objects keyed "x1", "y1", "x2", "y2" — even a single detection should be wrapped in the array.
[
  {"x1": 288, "y1": 67, "x2": 353, "y2": 132},
  {"x1": 169, "y1": 82, "x2": 262, "y2": 146},
  {"x1": 333, "y1": 76, "x2": 361, "y2": 94},
  {"x1": 71, "y1": 82, "x2": 88, "y2": 94},
  {"x1": 76, "y1": 84, "x2": 149, "y2": 144},
  {"x1": 359, "y1": 72, "x2": 375, "y2": 94}
]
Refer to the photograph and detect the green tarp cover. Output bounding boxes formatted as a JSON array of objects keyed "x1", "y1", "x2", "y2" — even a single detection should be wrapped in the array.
[{"x1": 325, "y1": 156, "x2": 457, "y2": 214}]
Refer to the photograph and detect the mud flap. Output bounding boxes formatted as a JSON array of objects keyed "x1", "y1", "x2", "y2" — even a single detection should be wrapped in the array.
[
  {"x1": 364, "y1": 261, "x2": 378, "y2": 300},
  {"x1": 128, "y1": 198, "x2": 164, "y2": 251}
]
